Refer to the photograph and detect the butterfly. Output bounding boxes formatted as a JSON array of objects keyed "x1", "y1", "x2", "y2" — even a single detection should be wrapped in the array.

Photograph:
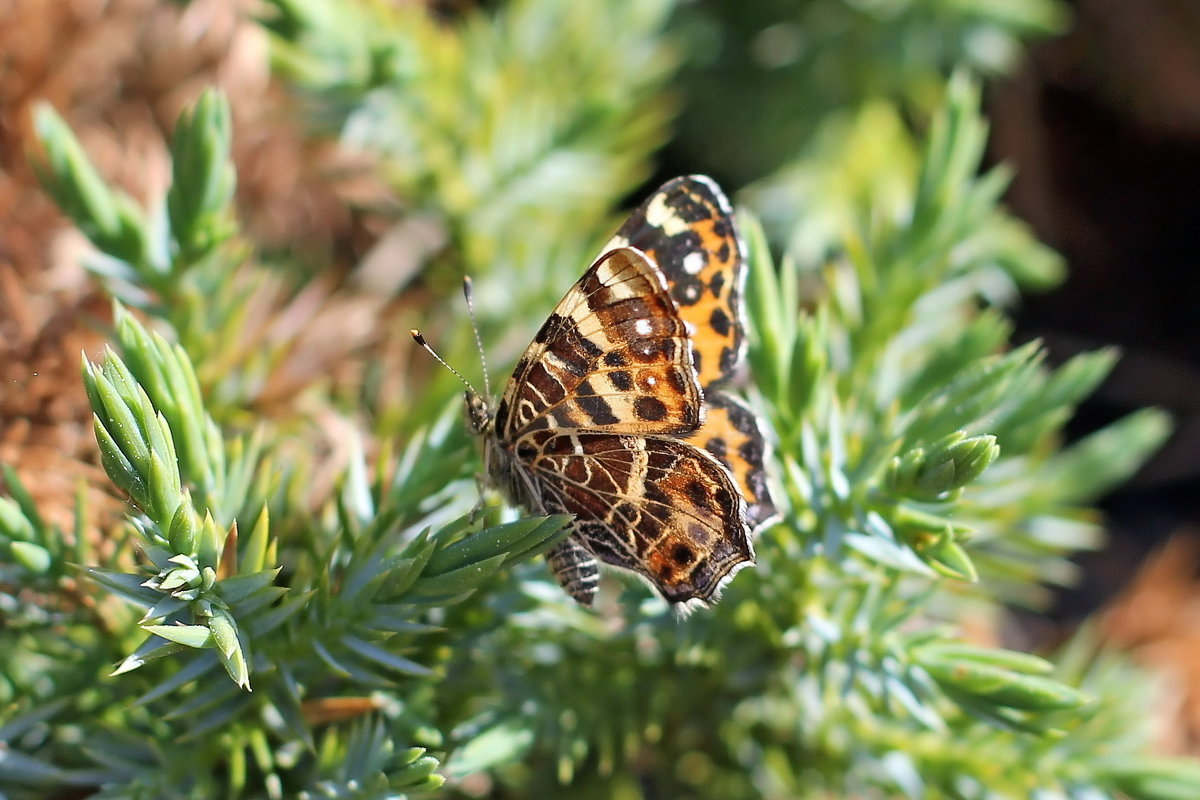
[{"x1": 415, "y1": 176, "x2": 777, "y2": 610}]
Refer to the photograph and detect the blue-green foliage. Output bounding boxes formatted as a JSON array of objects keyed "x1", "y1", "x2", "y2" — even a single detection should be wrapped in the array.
[{"x1": 3, "y1": 2, "x2": 1194, "y2": 799}]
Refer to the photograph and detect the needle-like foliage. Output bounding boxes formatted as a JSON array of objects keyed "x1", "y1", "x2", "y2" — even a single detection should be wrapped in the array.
[{"x1": 3, "y1": 2, "x2": 1197, "y2": 799}]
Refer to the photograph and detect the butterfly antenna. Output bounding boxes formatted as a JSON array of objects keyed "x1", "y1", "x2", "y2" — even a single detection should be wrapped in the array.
[
  {"x1": 410, "y1": 329, "x2": 480, "y2": 396},
  {"x1": 462, "y1": 276, "x2": 492, "y2": 399}
]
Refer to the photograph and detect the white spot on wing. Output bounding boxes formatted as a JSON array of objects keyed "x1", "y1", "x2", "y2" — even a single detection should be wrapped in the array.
[
  {"x1": 682, "y1": 251, "x2": 706, "y2": 275},
  {"x1": 644, "y1": 195, "x2": 691, "y2": 236},
  {"x1": 634, "y1": 318, "x2": 652, "y2": 336}
]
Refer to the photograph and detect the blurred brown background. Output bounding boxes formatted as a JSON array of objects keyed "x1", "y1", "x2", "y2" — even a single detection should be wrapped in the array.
[
  {"x1": 988, "y1": 0, "x2": 1200, "y2": 619},
  {"x1": 991, "y1": 0, "x2": 1200, "y2": 753}
]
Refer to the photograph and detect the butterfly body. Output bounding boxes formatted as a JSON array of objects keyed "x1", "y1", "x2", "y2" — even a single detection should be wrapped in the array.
[{"x1": 467, "y1": 176, "x2": 776, "y2": 609}]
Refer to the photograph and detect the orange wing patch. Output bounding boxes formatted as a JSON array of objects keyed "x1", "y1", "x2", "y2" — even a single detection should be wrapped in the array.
[
  {"x1": 691, "y1": 392, "x2": 778, "y2": 530},
  {"x1": 607, "y1": 175, "x2": 746, "y2": 388}
]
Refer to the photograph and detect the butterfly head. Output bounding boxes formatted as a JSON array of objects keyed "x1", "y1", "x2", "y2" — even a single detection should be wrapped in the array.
[
  {"x1": 464, "y1": 389, "x2": 491, "y2": 435},
  {"x1": 413, "y1": 277, "x2": 496, "y2": 439}
]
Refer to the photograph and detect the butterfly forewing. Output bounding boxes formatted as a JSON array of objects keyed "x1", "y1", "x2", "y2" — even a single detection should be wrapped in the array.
[{"x1": 494, "y1": 248, "x2": 703, "y2": 440}]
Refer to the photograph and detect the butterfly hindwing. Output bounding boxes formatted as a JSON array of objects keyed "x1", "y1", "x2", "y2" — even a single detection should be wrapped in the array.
[{"x1": 529, "y1": 432, "x2": 751, "y2": 604}]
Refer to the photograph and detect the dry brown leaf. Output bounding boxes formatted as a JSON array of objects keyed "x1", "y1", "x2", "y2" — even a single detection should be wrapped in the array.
[{"x1": 1101, "y1": 531, "x2": 1200, "y2": 756}]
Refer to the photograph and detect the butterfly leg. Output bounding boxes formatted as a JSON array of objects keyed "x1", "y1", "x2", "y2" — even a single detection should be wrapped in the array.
[
  {"x1": 466, "y1": 471, "x2": 493, "y2": 524},
  {"x1": 545, "y1": 535, "x2": 600, "y2": 606}
]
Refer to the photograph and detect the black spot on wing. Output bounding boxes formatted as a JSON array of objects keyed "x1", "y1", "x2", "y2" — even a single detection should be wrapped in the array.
[
  {"x1": 672, "y1": 543, "x2": 696, "y2": 565},
  {"x1": 576, "y1": 380, "x2": 619, "y2": 426},
  {"x1": 711, "y1": 215, "x2": 735, "y2": 239},
  {"x1": 672, "y1": 275, "x2": 704, "y2": 307},
  {"x1": 686, "y1": 479, "x2": 709, "y2": 506},
  {"x1": 634, "y1": 395, "x2": 668, "y2": 422},
  {"x1": 608, "y1": 370, "x2": 633, "y2": 392},
  {"x1": 721, "y1": 393, "x2": 756, "y2": 432},
  {"x1": 739, "y1": 435, "x2": 764, "y2": 464},
  {"x1": 718, "y1": 345, "x2": 737, "y2": 377},
  {"x1": 655, "y1": 231, "x2": 704, "y2": 279},
  {"x1": 578, "y1": 331, "x2": 604, "y2": 358},
  {"x1": 709, "y1": 268, "x2": 726, "y2": 297},
  {"x1": 578, "y1": 394, "x2": 619, "y2": 426},
  {"x1": 709, "y1": 307, "x2": 732, "y2": 337},
  {"x1": 667, "y1": 187, "x2": 713, "y2": 223}
]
